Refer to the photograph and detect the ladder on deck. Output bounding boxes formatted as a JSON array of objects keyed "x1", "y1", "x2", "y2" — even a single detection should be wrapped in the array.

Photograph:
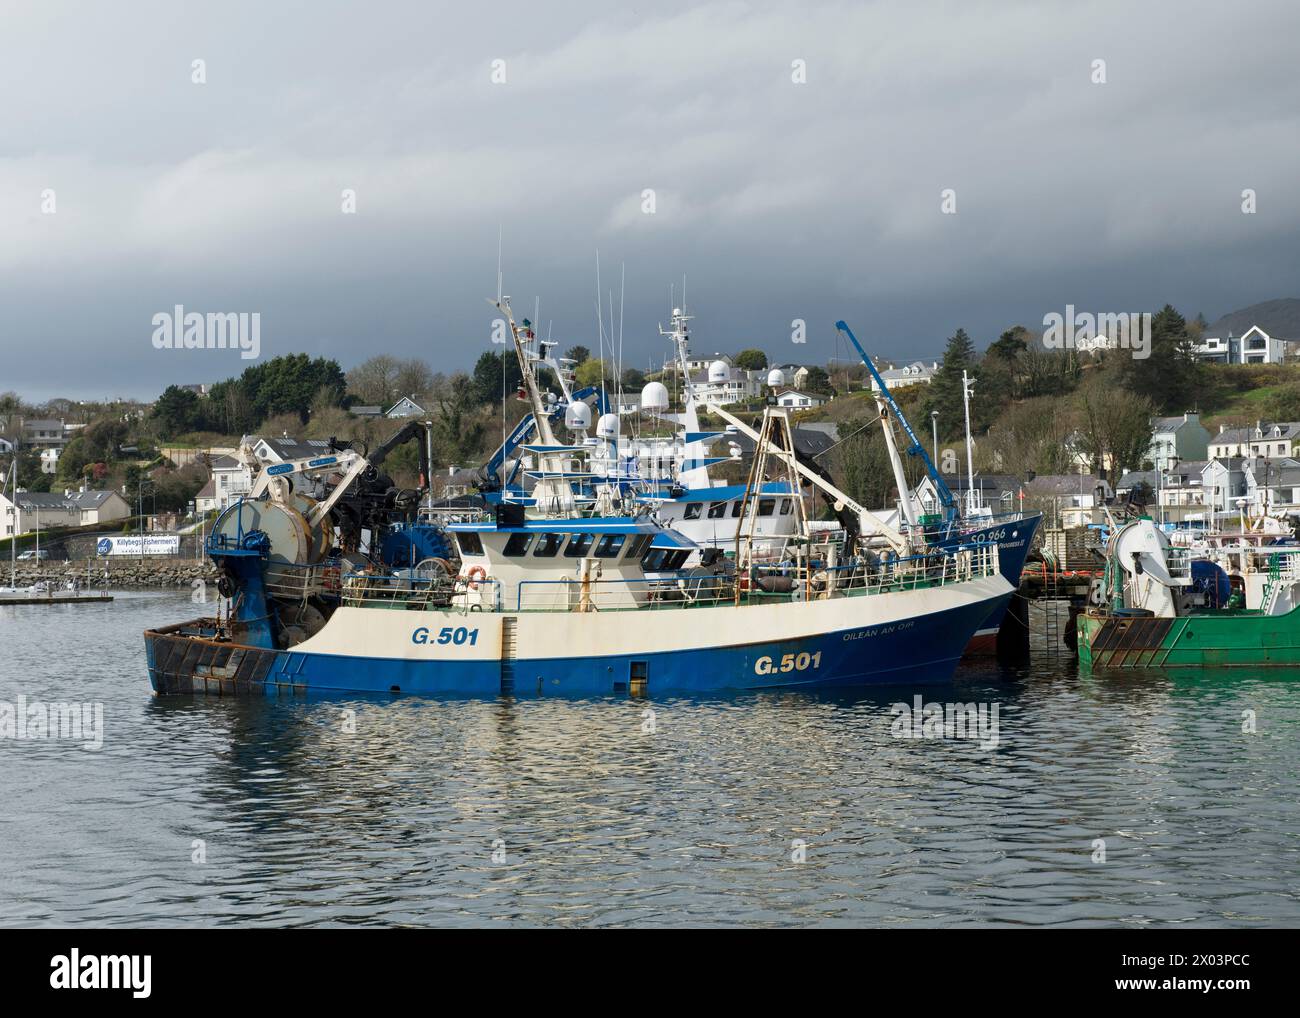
[{"x1": 500, "y1": 616, "x2": 518, "y2": 693}]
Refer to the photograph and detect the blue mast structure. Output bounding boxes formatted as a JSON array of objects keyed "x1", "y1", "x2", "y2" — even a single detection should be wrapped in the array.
[{"x1": 835, "y1": 320, "x2": 959, "y2": 521}]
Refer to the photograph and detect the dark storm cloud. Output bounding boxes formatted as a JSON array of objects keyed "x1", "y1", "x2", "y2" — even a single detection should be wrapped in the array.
[{"x1": 2, "y1": 0, "x2": 1298, "y2": 400}]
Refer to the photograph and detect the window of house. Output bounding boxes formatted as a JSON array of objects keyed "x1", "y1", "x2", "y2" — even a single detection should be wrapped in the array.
[{"x1": 503, "y1": 533, "x2": 534, "y2": 556}]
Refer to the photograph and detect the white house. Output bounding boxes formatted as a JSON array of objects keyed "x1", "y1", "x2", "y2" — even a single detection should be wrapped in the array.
[
  {"x1": 1195, "y1": 325, "x2": 1288, "y2": 365},
  {"x1": 21, "y1": 418, "x2": 67, "y2": 449},
  {"x1": 1208, "y1": 425, "x2": 1252, "y2": 459},
  {"x1": 871, "y1": 361, "x2": 938, "y2": 393},
  {"x1": 0, "y1": 488, "x2": 130, "y2": 537},
  {"x1": 689, "y1": 364, "x2": 764, "y2": 405},
  {"x1": 385, "y1": 396, "x2": 425, "y2": 419},
  {"x1": 773, "y1": 389, "x2": 827, "y2": 409}
]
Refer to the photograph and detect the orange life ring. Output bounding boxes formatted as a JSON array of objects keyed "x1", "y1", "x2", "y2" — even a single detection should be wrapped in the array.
[{"x1": 465, "y1": 565, "x2": 488, "y2": 590}]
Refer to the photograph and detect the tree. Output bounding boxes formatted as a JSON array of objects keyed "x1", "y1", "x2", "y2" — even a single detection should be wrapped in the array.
[
  {"x1": 802, "y1": 366, "x2": 833, "y2": 395},
  {"x1": 923, "y1": 328, "x2": 978, "y2": 439},
  {"x1": 735, "y1": 349, "x2": 768, "y2": 370},
  {"x1": 984, "y1": 396, "x2": 1076, "y2": 476},
  {"x1": 429, "y1": 372, "x2": 488, "y2": 465},
  {"x1": 151, "y1": 385, "x2": 202, "y2": 439},
  {"x1": 1074, "y1": 382, "x2": 1155, "y2": 479},
  {"x1": 987, "y1": 326, "x2": 1029, "y2": 363},
  {"x1": 1119, "y1": 304, "x2": 1202, "y2": 413},
  {"x1": 564, "y1": 345, "x2": 591, "y2": 365},
  {"x1": 471, "y1": 350, "x2": 522, "y2": 406},
  {"x1": 620, "y1": 367, "x2": 647, "y2": 391},
  {"x1": 347, "y1": 355, "x2": 401, "y2": 406},
  {"x1": 575, "y1": 358, "x2": 610, "y2": 389}
]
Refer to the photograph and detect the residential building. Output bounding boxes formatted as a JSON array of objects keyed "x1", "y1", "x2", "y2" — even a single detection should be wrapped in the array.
[
  {"x1": 1208, "y1": 425, "x2": 1253, "y2": 459},
  {"x1": 1201, "y1": 457, "x2": 1247, "y2": 514},
  {"x1": 248, "y1": 435, "x2": 337, "y2": 465},
  {"x1": 1023, "y1": 473, "x2": 1113, "y2": 527},
  {"x1": 1244, "y1": 457, "x2": 1300, "y2": 513},
  {"x1": 688, "y1": 364, "x2": 765, "y2": 405},
  {"x1": 385, "y1": 396, "x2": 425, "y2": 418},
  {"x1": 870, "y1": 361, "x2": 939, "y2": 393},
  {"x1": 914, "y1": 474, "x2": 1022, "y2": 515},
  {"x1": 1245, "y1": 421, "x2": 1300, "y2": 459},
  {"x1": 21, "y1": 418, "x2": 67, "y2": 449},
  {"x1": 1147, "y1": 412, "x2": 1210, "y2": 468},
  {"x1": 0, "y1": 488, "x2": 130, "y2": 537},
  {"x1": 773, "y1": 389, "x2": 827, "y2": 409},
  {"x1": 1194, "y1": 325, "x2": 1289, "y2": 365}
]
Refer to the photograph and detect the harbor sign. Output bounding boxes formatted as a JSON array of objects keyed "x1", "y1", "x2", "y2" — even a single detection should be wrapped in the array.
[{"x1": 97, "y1": 535, "x2": 181, "y2": 557}]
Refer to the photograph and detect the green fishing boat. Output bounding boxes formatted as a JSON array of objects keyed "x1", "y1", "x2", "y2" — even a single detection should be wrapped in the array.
[{"x1": 1077, "y1": 517, "x2": 1300, "y2": 670}]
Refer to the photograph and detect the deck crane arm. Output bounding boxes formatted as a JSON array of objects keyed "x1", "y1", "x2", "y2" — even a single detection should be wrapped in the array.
[
  {"x1": 835, "y1": 319, "x2": 958, "y2": 519},
  {"x1": 702, "y1": 401, "x2": 913, "y2": 557}
]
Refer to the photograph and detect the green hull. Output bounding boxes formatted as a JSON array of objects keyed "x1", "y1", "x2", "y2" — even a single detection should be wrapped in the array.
[{"x1": 1079, "y1": 606, "x2": 1300, "y2": 670}]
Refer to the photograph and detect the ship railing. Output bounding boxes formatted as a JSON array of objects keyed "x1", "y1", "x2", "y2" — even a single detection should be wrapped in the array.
[
  {"x1": 513, "y1": 541, "x2": 1000, "y2": 612},
  {"x1": 338, "y1": 571, "x2": 497, "y2": 612},
  {"x1": 263, "y1": 559, "x2": 345, "y2": 602}
]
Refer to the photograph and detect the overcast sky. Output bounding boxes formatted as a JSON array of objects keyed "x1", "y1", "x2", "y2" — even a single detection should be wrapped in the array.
[{"x1": 2, "y1": 0, "x2": 1299, "y2": 402}]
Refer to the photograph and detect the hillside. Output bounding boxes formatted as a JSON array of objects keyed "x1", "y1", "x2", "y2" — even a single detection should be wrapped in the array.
[{"x1": 1204, "y1": 298, "x2": 1300, "y2": 340}]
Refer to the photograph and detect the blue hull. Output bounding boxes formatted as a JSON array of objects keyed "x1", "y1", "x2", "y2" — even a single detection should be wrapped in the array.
[
  {"x1": 943, "y1": 512, "x2": 1040, "y2": 640},
  {"x1": 144, "y1": 592, "x2": 1009, "y2": 699}
]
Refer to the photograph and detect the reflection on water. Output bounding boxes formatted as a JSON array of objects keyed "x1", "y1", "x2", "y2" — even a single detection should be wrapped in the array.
[{"x1": 1, "y1": 593, "x2": 1298, "y2": 926}]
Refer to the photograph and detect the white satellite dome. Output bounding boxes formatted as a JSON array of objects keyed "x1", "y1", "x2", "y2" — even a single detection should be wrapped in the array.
[
  {"x1": 767, "y1": 368, "x2": 786, "y2": 387},
  {"x1": 707, "y1": 359, "x2": 730, "y2": 383},
  {"x1": 564, "y1": 401, "x2": 592, "y2": 431},
  {"x1": 596, "y1": 413, "x2": 621, "y2": 441},
  {"x1": 640, "y1": 380, "x2": 669, "y2": 412}
]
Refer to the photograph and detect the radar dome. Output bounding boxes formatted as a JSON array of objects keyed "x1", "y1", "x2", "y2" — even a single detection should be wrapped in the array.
[
  {"x1": 767, "y1": 368, "x2": 786, "y2": 387},
  {"x1": 640, "y1": 381, "x2": 669, "y2": 412},
  {"x1": 564, "y1": 401, "x2": 592, "y2": 431},
  {"x1": 596, "y1": 413, "x2": 621, "y2": 441},
  {"x1": 708, "y1": 360, "x2": 730, "y2": 384}
]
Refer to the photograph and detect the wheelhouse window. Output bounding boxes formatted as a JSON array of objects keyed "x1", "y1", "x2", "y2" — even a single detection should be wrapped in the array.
[
  {"x1": 533, "y1": 533, "x2": 565, "y2": 557},
  {"x1": 563, "y1": 533, "x2": 595, "y2": 557},
  {"x1": 641, "y1": 548, "x2": 667, "y2": 571},
  {"x1": 707, "y1": 501, "x2": 726, "y2": 519},
  {"x1": 594, "y1": 534, "x2": 626, "y2": 558},
  {"x1": 779, "y1": 499, "x2": 792, "y2": 515},
  {"x1": 731, "y1": 501, "x2": 743, "y2": 518},
  {"x1": 503, "y1": 533, "x2": 534, "y2": 556},
  {"x1": 456, "y1": 532, "x2": 484, "y2": 556},
  {"x1": 758, "y1": 498, "x2": 776, "y2": 517},
  {"x1": 684, "y1": 502, "x2": 703, "y2": 520},
  {"x1": 625, "y1": 534, "x2": 653, "y2": 559}
]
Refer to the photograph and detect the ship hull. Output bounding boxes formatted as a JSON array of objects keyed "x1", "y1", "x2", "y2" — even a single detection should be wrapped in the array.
[
  {"x1": 948, "y1": 513, "x2": 1040, "y2": 655},
  {"x1": 1078, "y1": 604, "x2": 1300, "y2": 670},
  {"x1": 146, "y1": 576, "x2": 1011, "y2": 698}
]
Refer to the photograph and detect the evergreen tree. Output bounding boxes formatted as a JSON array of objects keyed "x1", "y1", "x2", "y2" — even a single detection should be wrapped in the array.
[
  {"x1": 1121, "y1": 304, "x2": 1202, "y2": 413},
  {"x1": 924, "y1": 328, "x2": 978, "y2": 440}
]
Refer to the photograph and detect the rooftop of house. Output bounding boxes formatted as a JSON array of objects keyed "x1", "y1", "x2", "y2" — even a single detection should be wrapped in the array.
[
  {"x1": 4, "y1": 489, "x2": 121, "y2": 510},
  {"x1": 1023, "y1": 474, "x2": 1110, "y2": 497},
  {"x1": 1151, "y1": 412, "x2": 1203, "y2": 432},
  {"x1": 253, "y1": 435, "x2": 336, "y2": 461}
]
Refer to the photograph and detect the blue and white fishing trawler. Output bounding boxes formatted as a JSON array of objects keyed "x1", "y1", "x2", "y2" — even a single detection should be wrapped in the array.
[
  {"x1": 142, "y1": 299, "x2": 1013, "y2": 697},
  {"x1": 834, "y1": 322, "x2": 1042, "y2": 653}
]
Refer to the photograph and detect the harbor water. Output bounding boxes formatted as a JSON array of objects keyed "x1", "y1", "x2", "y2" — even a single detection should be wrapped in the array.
[{"x1": 2, "y1": 592, "x2": 1298, "y2": 927}]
